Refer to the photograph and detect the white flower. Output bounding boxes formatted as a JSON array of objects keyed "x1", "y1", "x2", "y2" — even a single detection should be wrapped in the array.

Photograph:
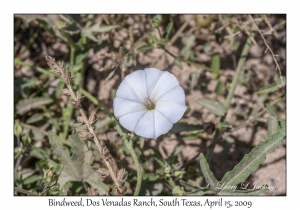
[{"x1": 113, "y1": 68, "x2": 187, "y2": 139}]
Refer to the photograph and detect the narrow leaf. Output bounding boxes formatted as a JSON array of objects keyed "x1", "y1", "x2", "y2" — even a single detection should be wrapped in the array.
[
  {"x1": 179, "y1": 180, "x2": 200, "y2": 190},
  {"x1": 197, "y1": 98, "x2": 226, "y2": 116},
  {"x1": 199, "y1": 153, "x2": 218, "y2": 186},
  {"x1": 174, "y1": 57, "x2": 183, "y2": 70},
  {"x1": 211, "y1": 54, "x2": 220, "y2": 79},
  {"x1": 267, "y1": 116, "x2": 278, "y2": 136},
  {"x1": 16, "y1": 97, "x2": 53, "y2": 114},
  {"x1": 218, "y1": 187, "x2": 268, "y2": 196},
  {"x1": 266, "y1": 103, "x2": 276, "y2": 116},
  {"x1": 172, "y1": 122, "x2": 203, "y2": 133},
  {"x1": 220, "y1": 128, "x2": 286, "y2": 188},
  {"x1": 164, "y1": 21, "x2": 173, "y2": 39},
  {"x1": 257, "y1": 77, "x2": 285, "y2": 95},
  {"x1": 137, "y1": 44, "x2": 153, "y2": 51}
]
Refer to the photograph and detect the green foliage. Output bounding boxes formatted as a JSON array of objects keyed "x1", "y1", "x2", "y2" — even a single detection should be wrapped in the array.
[
  {"x1": 220, "y1": 128, "x2": 285, "y2": 188},
  {"x1": 257, "y1": 77, "x2": 286, "y2": 95},
  {"x1": 197, "y1": 98, "x2": 227, "y2": 116},
  {"x1": 14, "y1": 14, "x2": 286, "y2": 197},
  {"x1": 48, "y1": 132, "x2": 109, "y2": 195},
  {"x1": 16, "y1": 97, "x2": 53, "y2": 115}
]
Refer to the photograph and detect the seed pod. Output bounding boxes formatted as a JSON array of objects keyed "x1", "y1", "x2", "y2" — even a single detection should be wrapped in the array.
[
  {"x1": 61, "y1": 88, "x2": 71, "y2": 96},
  {"x1": 97, "y1": 168, "x2": 110, "y2": 178},
  {"x1": 50, "y1": 69, "x2": 62, "y2": 76},
  {"x1": 77, "y1": 116, "x2": 85, "y2": 124},
  {"x1": 79, "y1": 131, "x2": 93, "y2": 141},
  {"x1": 76, "y1": 91, "x2": 84, "y2": 101},
  {"x1": 116, "y1": 168, "x2": 127, "y2": 184},
  {"x1": 88, "y1": 111, "x2": 98, "y2": 125}
]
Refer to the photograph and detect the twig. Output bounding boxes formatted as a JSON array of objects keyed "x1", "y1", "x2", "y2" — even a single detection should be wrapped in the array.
[
  {"x1": 45, "y1": 55, "x2": 124, "y2": 195},
  {"x1": 249, "y1": 15, "x2": 285, "y2": 87}
]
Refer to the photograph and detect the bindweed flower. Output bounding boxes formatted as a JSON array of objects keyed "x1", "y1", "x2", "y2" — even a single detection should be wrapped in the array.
[{"x1": 114, "y1": 68, "x2": 187, "y2": 139}]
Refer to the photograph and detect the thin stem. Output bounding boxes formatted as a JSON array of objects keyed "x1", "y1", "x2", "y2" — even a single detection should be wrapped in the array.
[
  {"x1": 123, "y1": 136, "x2": 142, "y2": 196},
  {"x1": 206, "y1": 30, "x2": 254, "y2": 163},
  {"x1": 225, "y1": 33, "x2": 253, "y2": 109},
  {"x1": 14, "y1": 187, "x2": 38, "y2": 196},
  {"x1": 80, "y1": 88, "x2": 143, "y2": 195},
  {"x1": 79, "y1": 88, "x2": 124, "y2": 135}
]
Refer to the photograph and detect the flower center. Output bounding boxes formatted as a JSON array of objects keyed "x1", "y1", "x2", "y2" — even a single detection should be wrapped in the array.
[{"x1": 145, "y1": 98, "x2": 155, "y2": 110}]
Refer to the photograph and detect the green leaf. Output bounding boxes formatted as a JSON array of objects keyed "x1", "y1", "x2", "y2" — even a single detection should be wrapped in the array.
[
  {"x1": 187, "y1": 189, "x2": 215, "y2": 196},
  {"x1": 26, "y1": 113, "x2": 44, "y2": 124},
  {"x1": 174, "y1": 58, "x2": 183, "y2": 70},
  {"x1": 211, "y1": 54, "x2": 220, "y2": 78},
  {"x1": 265, "y1": 103, "x2": 276, "y2": 116},
  {"x1": 172, "y1": 186, "x2": 185, "y2": 195},
  {"x1": 220, "y1": 128, "x2": 286, "y2": 189},
  {"x1": 179, "y1": 180, "x2": 200, "y2": 190},
  {"x1": 16, "y1": 97, "x2": 53, "y2": 115},
  {"x1": 36, "y1": 18, "x2": 56, "y2": 36},
  {"x1": 14, "y1": 187, "x2": 38, "y2": 196},
  {"x1": 48, "y1": 132, "x2": 109, "y2": 194},
  {"x1": 267, "y1": 116, "x2": 278, "y2": 136},
  {"x1": 199, "y1": 153, "x2": 218, "y2": 187},
  {"x1": 14, "y1": 120, "x2": 23, "y2": 136},
  {"x1": 197, "y1": 98, "x2": 227, "y2": 116},
  {"x1": 257, "y1": 77, "x2": 285, "y2": 95},
  {"x1": 215, "y1": 80, "x2": 223, "y2": 95},
  {"x1": 81, "y1": 23, "x2": 119, "y2": 42},
  {"x1": 172, "y1": 122, "x2": 203, "y2": 133},
  {"x1": 189, "y1": 72, "x2": 199, "y2": 89},
  {"x1": 218, "y1": 187, "x2": 267, "y2": 196},
  {"x1": 23, "y1": 174, "x2": 39, "y2": 185},
  {"x1": 137, "y1": 44, "x2": 153, "y2": 51},
  {"x1": 149, "y1": 149, "x2": 165, "y2": 167},
  {"x1": 60, "y1": 21, "x2": 81, "y2": 35},
  {"x1": 164, "y1": 20, "x2": 173, "y2": 39}
]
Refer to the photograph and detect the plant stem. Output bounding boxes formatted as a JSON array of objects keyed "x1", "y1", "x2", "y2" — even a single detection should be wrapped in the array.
[
  {"x1": 14, "y1": 187, "x2": 38, "y2": 196},
  {"x1": 79, "y1": 87, "x2": 143, "y2": 195},
  {"x1": 206, "y1": 32, "x2": 254, "y2": 163},
  {"x1": 123, "y1": 136, "x2": 142, "y2": 196},
  {"x1": 79, "y1": 88, "x2": 123, "y2": 135},
  {"x1": 225, "y1": 34, "x2": 253, "y2": 109}
]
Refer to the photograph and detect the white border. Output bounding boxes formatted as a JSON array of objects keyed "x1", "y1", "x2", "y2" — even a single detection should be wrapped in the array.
[{"x1": 4, "y1": 0, "x2": 297, "y2": 209}]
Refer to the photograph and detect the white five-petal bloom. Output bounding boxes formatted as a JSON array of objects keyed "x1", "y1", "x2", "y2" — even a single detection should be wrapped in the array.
[{"x1": 113, "y1": 68, "x2": 187, "y2": 139}]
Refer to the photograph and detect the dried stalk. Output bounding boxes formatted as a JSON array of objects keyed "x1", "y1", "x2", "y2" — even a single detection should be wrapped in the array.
[{"x1": 45, "y1": 55, "x2": 124, "y2": 195}]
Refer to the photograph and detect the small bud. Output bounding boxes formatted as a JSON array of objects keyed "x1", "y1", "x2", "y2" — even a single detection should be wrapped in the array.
[
  {"x1": 57, "y1": 60, "x2": 64, "y2": 70},
  {"x1": 79, "y1": 131, "x2": 93, "y2": 141},
  {"x1": 71, "y1": 99, "x2": 80, "y2": 109},
  {"x1": 76, "y1": 91, "x2": 84, "y2": 101},
  {"x1": 116, "y1": 168, "x2": 127, "y2": 184},
  {"x1": 97, "y1": 168, "x2": 110, "y2": 178},
  {"x1": 61, "y1": 88, "x2": 71, "y2": 96},
  {"x1": 88, "y1": 111, "x2": 98, "y2": 125},
  {"x1": 50, "y1": 69, "x2": 62, "y2": 76},
  {"x1": 77, "y1": 116, "x2": 85, "y2": 124},
  {"x1": 14, "y1": 120, "x2": 23, "y2": 136}
]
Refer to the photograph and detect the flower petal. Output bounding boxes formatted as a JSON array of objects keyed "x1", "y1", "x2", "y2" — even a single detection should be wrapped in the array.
[
  {"x1": 150, "y1": 71, "x2": 179, "y2": 101},
  {"x1": 124, "y1": 70, "x2": 148, "y2": 102},
  {"x1": 144, "y1": 68, "x2": 164, "y2": 97},
  {"x1": 119, "y1": 111, "x2": 147, "y2": 132},
  {"x1": 114, "y1": 97, "x2": 147, "y2": 119},
  {"x1": 156, "y1": 86, "x2": 186, "y2": 106},
  {"x1": 154, "y1": 110, "x2": 173, "y2": 138},
  {"x1": 116, "y1": 80, "x2": 143, "y2": 103},
  {"x1": 134, "y1": 110, "x2": 156, "y2": 139},
  {"x1": 155, "y1": 102, "x2": 187, "y2": 123}
]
